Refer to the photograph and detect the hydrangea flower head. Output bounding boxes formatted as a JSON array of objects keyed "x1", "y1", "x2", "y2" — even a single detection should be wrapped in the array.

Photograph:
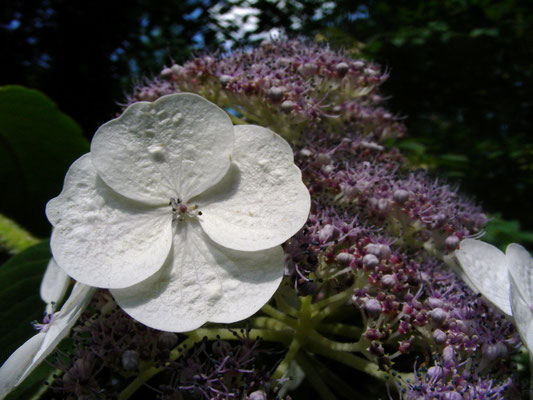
[{"x1": 46, "y1": 93, "x2": 310, "y2": 332}]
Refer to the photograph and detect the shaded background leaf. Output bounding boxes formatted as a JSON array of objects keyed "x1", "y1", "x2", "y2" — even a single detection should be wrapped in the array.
[{"x1": 0, "y1": 86, "x2": 89, "y2": 237}]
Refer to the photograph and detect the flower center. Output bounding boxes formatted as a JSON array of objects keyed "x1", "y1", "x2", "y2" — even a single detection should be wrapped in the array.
[{"x1": 169, "y1": 198, "x2": 202, "y2": 221}]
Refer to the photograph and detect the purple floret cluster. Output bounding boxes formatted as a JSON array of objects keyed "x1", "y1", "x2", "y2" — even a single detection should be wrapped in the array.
[
  {"x1": 127, "y1": 39, "x2": 404, "y2": 141},
  {"x1": 45, "y1": 39, "x2": 526, "y2": 399}
]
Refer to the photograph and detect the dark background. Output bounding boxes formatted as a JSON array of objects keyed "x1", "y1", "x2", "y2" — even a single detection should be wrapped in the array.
[{"x1": 2, "y1": 0, "x2": 532, "y2": 245}]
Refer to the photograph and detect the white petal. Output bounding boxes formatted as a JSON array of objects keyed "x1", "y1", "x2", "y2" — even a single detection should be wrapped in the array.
[
  {"x1": 197, "y1": 125, "x2": 310, "y2": 251},
  {"x1": 509, "y1": 275, "x2": 533, "y2": 354},
  {"x1": 46, "y1": 154, "x2": 172, "y2": 289},
  {"x1": 91, "y1": 93, "x2": 234, "y2": 204},
  {"x1": 455, "y1": 239, "x2": 512, "y2": 316},
  {"x1": 25, "y1": 284, "x2": 96, "y2": 383},
  {"x1": 40, "y1": 258, "x2": 70, "y2": 313},
  {"x1": 506, "y1": 243, "x2": 533, "y2": 305},
  {"x1": 0, "y1": 333, "x2": 45, "y2": 398},
  {"x1": 0, "y1": 284, "x2": 95, "y2": 396},
  {"x1": 112, "y1": 221, "x2": 284, "y2": 332}
]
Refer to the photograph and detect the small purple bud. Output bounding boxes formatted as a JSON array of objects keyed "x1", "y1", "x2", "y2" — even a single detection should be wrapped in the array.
[
  {"x1": 157, "y1": 332, "x2": 178, "y2": 350},
  {"x1": 267, "y1": 86, "x2": 286, "y2": 101},
  {"x1": 443, "y1": 392, "x2": 462, "y2": 400},
  {"x1": 298, "y1": 62, "x2": 318, "y2": 77},
  {"x1": 481, "y1": 342, "x2": 506, "y2": 362},
  {"x1": 442, "y1": 345, "x2": 456, "y2": 364},
  {"x1": 299, "y1": 148, "x2": 312, "y2": 157},
  {"x1": 249, "y1": 390, "x2": 267, "y2": 400},
  {"x1": 219, "y1": 74, "x2": 233, "y2": 86},
  {"x1": 444, "y1": 235, "x2": 460, "y2": 250},
  {"x1": 318, "y1": 224, "x2": 339, "y2": 243},
  {"x1": 429, "y1": 308, "x2": 447, "y2": 324},
  {"x1": 315, "y1": 153, "x2": 331, "y2": 166},
  {"x1": 427, "y1": 366, "x2": 444, "y2": 381},
  {"x1": 377, "y1": 198, "x2": 392, "y2": 213},
  {"x1": 381, "y1": 274, "x2": 395, "y2": 288},
  {"x1": 365, "y1": 243, "x2": 391, "y2": 260},
  {"x1": 363, "y1": 253, "x2": 379, "y2": 268},
  {"x1": 122, "y1": 350, "x2": 139, "y2": 371},
  {"x1": 352, "y1": 61, "x2": 365, "y2": 69},
  {"x1": 427, "y1": 297, "x2": 445, "y2": 309},
  {"x1": 170, "y1": 64, "x2": 185, "y2": 77},
  {"x1": 433, "y1": 329, "x2": 447, "y2": 344},
  {"x1": 160, "y1": 67, "x2": 173, "y2": 80},
  {"x1": 365, "y1": 298, "x2": 382, "y2": 316},
  {"x1": 336, "y1": 62, "x2": 349, "y2": 77},
  {"x1": 393, "y1": 189, "x2": 409, "y2": 204},
  {"x1": 336, "y1": 252, "x2": 355, "y2": 266},
  {"x1": 398, "y1": 338, "x2": 412, "y2": 354},
  {"x1": 281, "y1": 100, "x2": 295, "y2": 113}
]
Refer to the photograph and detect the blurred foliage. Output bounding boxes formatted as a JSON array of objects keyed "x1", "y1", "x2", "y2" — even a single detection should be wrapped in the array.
[
  {"x1": 0, "y1": 86, "x2": 89, "y2": 237},
  {"x1": 1, "y1": 0, "x2": 219, "y2": 137},
  {"x1": 247, "y1": 0, "x2": 533, "y2": 238}
]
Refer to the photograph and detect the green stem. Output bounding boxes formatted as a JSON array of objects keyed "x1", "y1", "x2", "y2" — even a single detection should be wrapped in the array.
[
  {"x1": 261, "y1": 303, "x2": 297, "y2": 328},
  {"x1": 309, "y1": 331, "x2": 361, "y2": 352},
  {"x1": 316, "y1": 322, "x2": 363, "y2": 339},
  {"x1": 308, "y1": 342, "x2": 390, "y2": 382},
  {"x1": 311, "y1": 285, "x2": 354, "y2": 312},
  {"x1": 251, "y1": 316, "x2": 293, "y2": 331},
  {"x1": 272, "y1": 338, "x2": 302, "y2": 380},
  {"x1": 274, "y1": 293, "x2": 298, "y2": 317},
  {"x1": 0, "y1": 214, "x2": 39, "y2": 254},
  {"x1": 295, "y1": 352, "x2": 337, "y2": 400}
]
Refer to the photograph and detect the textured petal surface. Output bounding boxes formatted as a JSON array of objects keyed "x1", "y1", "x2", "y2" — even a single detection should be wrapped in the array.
[
  {"x1": 509, "y1": 275, "x2": 533, "y2": 354},
  {"x1": 40, "y1": 258, "x2": 70, "y2": 313},
  {"x1": 506, "y1": 243, "x2": 533, "y2": 305},
  {"x1": 112, "y1": 221, "x2": 284, "y2": 332},
  {"x1": 0, "y1": 332, "x2": 45, "y2": 398},
  {"x1": 455, "y1": 239, "x2": 512, "y2": 316},
  {"x1": 91, "y1": 93, "x2": 234, "y2": 204},
  {"x1": 46, "y1": 154, "x2": 172, "y2": 289},
  {"x1": 197, "y1": 125, "x2": 310, "y2": 251}
]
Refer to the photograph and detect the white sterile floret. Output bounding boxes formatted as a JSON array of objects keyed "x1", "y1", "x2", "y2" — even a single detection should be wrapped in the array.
[
  {"x1": 46, "y1": 93, "x2": 311, "y2": 332},
  {"x1": 456, "y1": 239, "x2": 533, "y2": 355},
  {"x1": 40, "y1": 258, "x2": 70, "y2": 314},
  {"x1": 506, "y1": 243, "x2": 533, "y2": 353},
  {"x1": 0, "y1": 283, "x2": 95, "y2": 398},
  {"x1": 455, "y1": 238, "x2": 512, "y2": 316}
]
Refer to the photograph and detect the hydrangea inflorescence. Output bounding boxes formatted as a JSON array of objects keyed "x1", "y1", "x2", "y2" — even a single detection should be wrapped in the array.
[{"x1": 1, "y1": 39, "x2": 529, "y2": 399}]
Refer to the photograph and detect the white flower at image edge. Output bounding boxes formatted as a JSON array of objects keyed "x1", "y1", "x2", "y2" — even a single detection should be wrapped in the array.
[
  {"x1": 46, "y1": 93, "x2": 311, "y2": 332},
  {"x1": 455, "y1": 239, "x2": 533, "y2": 354},
  {"x1": 0, "y1": 282, "x2": 95, "y2": 398}
]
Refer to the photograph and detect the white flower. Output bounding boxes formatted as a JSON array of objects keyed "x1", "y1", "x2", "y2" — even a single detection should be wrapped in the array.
[
  {"x1": 46, "y1": 93, "x2": 310, "y2": 332},
  {"x1": 0, "y1": 283, "x2": 95, "y2": 398},
  {"x1": 455, "y1": 239, "x2": 533, "y2": 353}
]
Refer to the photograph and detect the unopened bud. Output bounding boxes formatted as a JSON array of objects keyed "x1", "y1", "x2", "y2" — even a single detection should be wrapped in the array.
[
  {"x1": 365, "y1": 298, "x2": 382, "y2": 316},
  {"x1": 160, "y1": 67, "x2": 173, "y2": 80},
  {"x1": 318, "y1": 224, "x2": 339, "y2": 243},
  {"x1": 363, "y1": 253, "x2": 379, "y2": 268},
  {"x1": 281, "y1": 100, "x2": 295, "y2": 113},
  {"x1": 429, "y1": 308, "x2": 447, "y2": 324},
  {"x1": 336, "y1": 252, "x2": 355, "y2": 266},
  {"x1": 267, "y1": 86, "x2": 286, "y2": 101},
  {"x1": 219, "y1": 75, "x2": 233, "y2": 86},
  {"x1": 433, "y1": 329, "x2": 447, "y2": 344},
  {"x1": 393, "y1": 189, "x2": 409, "y2": 204},
  {"x1": 336, "y1": 62, "x2": 349, "y2": 77},
  {"x1": 170, "y1": 64, "x2": 185, "y2": 77},
  {"x1": 444, "y1": 235, "x2": 460, "y2": 250},
  {"x1": 157, "y1": 332, "x2": 178, "y2": 350},
  {"x1": 249, "y1": 390, "x2": 267, "y2": 400},
  {"x1": 122, "y1": 350, "x2": 139, "y2": 371}
]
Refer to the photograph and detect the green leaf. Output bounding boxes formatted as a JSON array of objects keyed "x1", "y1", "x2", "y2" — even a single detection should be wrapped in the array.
[
  {"x1": 0, "y1": 241, "x2": 51, "y2": 365},
  {"x1": 0, "y1": 86, "x2": 89, "y2": 236}
]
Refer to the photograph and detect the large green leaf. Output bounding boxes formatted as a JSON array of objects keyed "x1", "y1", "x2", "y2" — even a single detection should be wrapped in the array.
[
  {"x1": 0, "y1": 241, "x2": 51, "y2": 365},
  {"x1": 0, "y1": 86, "x2": 89, "y2": 236}
]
